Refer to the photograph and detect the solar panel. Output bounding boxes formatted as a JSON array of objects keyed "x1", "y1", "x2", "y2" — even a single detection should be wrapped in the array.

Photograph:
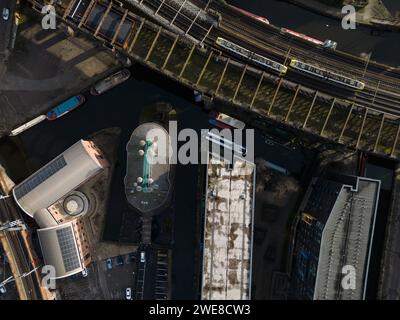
[
  {"x1": 56, "y1": 226, "x2": 81, "y2": 272},
  {"x1": 14, "y1": 156, "x2": 67, "y2": 199}
]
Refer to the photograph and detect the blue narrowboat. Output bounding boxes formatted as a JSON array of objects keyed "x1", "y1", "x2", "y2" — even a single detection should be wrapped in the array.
[{"x1": 46, "y1": 95, "x2": 85, "y2": 120}]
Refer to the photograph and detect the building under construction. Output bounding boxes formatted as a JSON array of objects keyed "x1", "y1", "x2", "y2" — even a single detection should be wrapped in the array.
[
  {"x1": 289, "y1": 175, "x2": 380, "y2": 300},
  {"x1": 201, "y1": 152, "x2": 256, "y2": 300}
]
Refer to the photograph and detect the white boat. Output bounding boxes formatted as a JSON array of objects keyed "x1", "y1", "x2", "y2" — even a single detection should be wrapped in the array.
[
  {"x1": 215, "y1": 112, "x2": 246, "y2": 130},
  {"x1": 9, "y1": 115, "x2": 46, "y2": 136}
]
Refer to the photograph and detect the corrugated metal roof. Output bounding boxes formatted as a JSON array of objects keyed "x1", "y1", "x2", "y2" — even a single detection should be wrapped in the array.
[{"x1": 314, "y1": 177, "x2": 380, "y2": 300}]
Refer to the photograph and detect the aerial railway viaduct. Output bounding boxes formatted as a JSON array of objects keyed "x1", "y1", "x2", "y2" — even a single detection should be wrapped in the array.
[{"x1": 26, "y1": 0, "x2": 400, "y2": 160}]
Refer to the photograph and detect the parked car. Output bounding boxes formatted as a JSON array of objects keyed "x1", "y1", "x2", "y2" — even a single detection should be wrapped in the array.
[
  {"x1": 2, "y1": 8, "x2": 9, "y2": 21},
  {"x1": 117, "y1": 255, "x2": 124, "y2": 266},
  {"x1": 82, "y1": 267, "x2": 88, "y2": 277},
  {"x1": 106, "y1": 258, "x2": 112, "y2": 270},
  {"x1": 126, "y1": 288, "x2": 132, "y2": 300},
  {"x1": 140, "y1": 251, "x2": 146, "y2": 263},
  {"x1": 0, "y1": 284, "x2": 6, "y2": 295}
]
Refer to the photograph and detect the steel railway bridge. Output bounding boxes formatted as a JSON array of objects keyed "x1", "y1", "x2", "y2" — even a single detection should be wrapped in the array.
[{"x1": 27, "y1": 0, "x2": 400, "y2": 160}]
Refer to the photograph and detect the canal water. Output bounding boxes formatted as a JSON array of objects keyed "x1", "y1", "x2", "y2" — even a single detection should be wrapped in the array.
[
  {"x1": 2, "y1": 61, "x2": 307, "y2": 299},
  {"x1": 228, "y1": 0, "x2": 400, "y2": 67},
  {"x1": 383, "y1": 0, "x2": 400, "y2": 15},
  {"x1": 1, "y1": 1, "x2": 397, "y2": 299}
]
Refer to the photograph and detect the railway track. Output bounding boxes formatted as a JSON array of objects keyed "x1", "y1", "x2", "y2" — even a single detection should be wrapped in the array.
[
  {"x1": 0, "y1": 194, "x2": 39, "y2": 300},
  {"x1": 206, "y1": 0, "x2": 400, "y2": 86},
  {"x1": 24, "y1": 0, "x2": 400, "y2": 159},
  {"x1": 29, "y1": 0, "x2": 400, "y2": 118},
  {"x1": 135, "y1": 0, "x2": 400, "y2": 115},
  {"x1": 215, "y1": 20, "x2": 400, "y2": 115},
  {"x1": 145, "y1": 0, "x2": 400, "y2": 94},
  {"x1": 215, "y1": 7, "x2": 400, "y2": 93},
  {"x1": 136, "y1": 0, "x2": 215, "y2": 42}
]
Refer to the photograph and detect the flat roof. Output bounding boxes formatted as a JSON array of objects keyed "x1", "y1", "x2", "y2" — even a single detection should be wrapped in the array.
[{"x1": 201, "y1": 153, "x2": 255, "y2": 300}]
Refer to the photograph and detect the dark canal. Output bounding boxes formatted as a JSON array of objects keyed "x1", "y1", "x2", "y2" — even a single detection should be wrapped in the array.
[{"x1": 1, "y1": 0, "x2": 399, "y2": 299}]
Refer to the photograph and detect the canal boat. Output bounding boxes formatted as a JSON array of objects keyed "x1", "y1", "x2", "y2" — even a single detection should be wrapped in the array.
[
  {"x1": 10, "y1": 115, "x2": 46, "y2": 136},
  {"x1": 209, "y1": 111, "x2": 246, "y2": 130},
  {"x1": 208, "y1": 118, "x2": 231, "y2": 130},
  {"x1": 46, "y1": 94, "x2": 85, "y2": 120},
  {"x1": 90, "y1": 69, "x2": 131, "y2": 95}
]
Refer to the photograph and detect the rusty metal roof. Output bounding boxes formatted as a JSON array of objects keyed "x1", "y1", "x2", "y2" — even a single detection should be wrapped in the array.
[{"x1": 201, "y1": 153, "x2": 255, "y2": 300}]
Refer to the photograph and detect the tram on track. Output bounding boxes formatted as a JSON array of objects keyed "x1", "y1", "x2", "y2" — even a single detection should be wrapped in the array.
[
  {"x1": 215, "y1": 37, "x2": 287, "y2": 75},
  {"x1": 289, "y1": 59, "x2": 365, "y2": 90}
]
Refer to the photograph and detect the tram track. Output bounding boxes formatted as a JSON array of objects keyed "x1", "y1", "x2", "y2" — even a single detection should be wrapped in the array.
[{"x1": 135, "y1": 0, "x2": 400, "y2": 115}]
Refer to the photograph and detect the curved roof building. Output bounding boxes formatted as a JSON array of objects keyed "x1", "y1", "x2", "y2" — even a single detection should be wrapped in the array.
[
  {"x1": 13, "y1": 140, "x2": 107, "y2": 217},
  {"x1": 37, "y1": 222, "x2": 83, "y2": 279},
  {"x1": 12, "y1": 139, "x2": 108, "y2": 279}
]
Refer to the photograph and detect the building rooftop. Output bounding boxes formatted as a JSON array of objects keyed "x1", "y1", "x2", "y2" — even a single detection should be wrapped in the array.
[
  {"x1": 37, "y1": 222, "x2": 83, "y2": 279},
  {"x1": 12, "y1": 139, "x2": 108, "y2": 279},
  {"x1": 201, "y1": 153, "x2": 255, "y2": 300},
  {"x1": 314, "y1": 177, "x2": 380, "y2": 300},
  {"x1": 13, "y1": 140, "x2": 107, "y2": 217},
  {"x1": 124, "y1": 122, "x2": 173, "y2": 214},
  {"x1": 290, "y1": 175, "x2": 380, "y2": 300}
]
